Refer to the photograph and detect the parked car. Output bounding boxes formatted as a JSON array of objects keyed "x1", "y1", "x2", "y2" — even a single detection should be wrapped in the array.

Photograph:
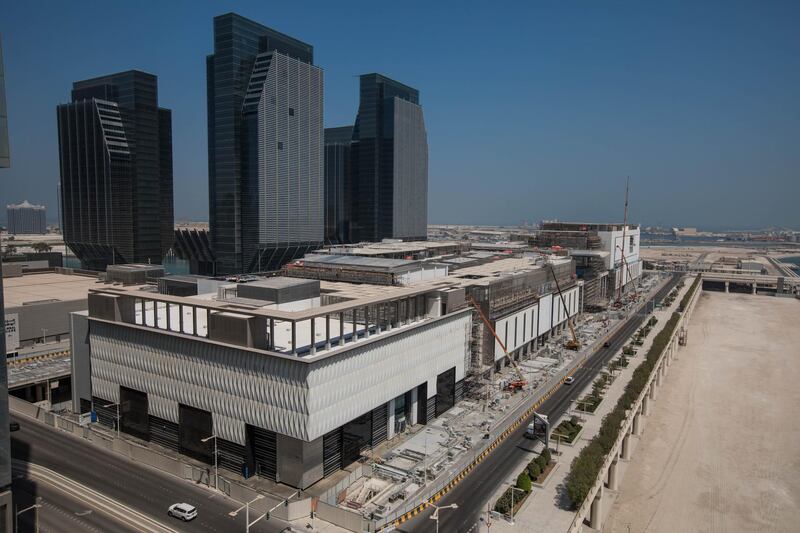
[
  {"x1": 603, "y1": 340, "x2": 611, "y2": 348},
  {"x1": 564, "y1": 376, "x2": 575, "y2": 385},
  {"x1": 168, "y1": 503, "x2": 197, "y2": 521}
]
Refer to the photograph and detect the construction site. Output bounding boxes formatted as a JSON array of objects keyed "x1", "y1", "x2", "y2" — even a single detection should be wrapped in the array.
[{"x1": 311, "y1": 264, "x2": 661, "y2": 529}]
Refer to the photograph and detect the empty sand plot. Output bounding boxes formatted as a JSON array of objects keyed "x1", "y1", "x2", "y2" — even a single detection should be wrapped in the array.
[{"x1": 605, "y1": 292, "x2": 800, "y2": 533}]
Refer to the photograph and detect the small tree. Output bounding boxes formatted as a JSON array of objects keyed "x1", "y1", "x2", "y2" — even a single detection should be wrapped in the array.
[
  {"x1": 517, "y1": 471, "x2": 532, "y2": 493},
  {"x1": 527, "y1": 461, "x2": 541, "y2": 480},
  {"x1": 32, "y1": 242, "x2": 52, "y2": 253},
  {"x1": 535, "y1": 454, "x2": 548, "y2": 471},
  {"x1": 541, "y1": 448, "x2": 552, "y2": 464}
]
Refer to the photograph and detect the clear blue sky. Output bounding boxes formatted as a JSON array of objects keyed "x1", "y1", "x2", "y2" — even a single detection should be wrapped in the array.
[{"x1": 1, "y1": 0, "x2": 798, "y2": 230}]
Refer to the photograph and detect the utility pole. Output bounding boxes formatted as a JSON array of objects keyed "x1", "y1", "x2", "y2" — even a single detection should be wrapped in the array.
[{"x1": 201, "y1": 434, "x2": 219, "y2": 491}]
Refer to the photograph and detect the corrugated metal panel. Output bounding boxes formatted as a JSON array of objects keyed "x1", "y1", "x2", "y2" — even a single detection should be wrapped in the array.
[
  {"x1": 322, "y1": 428, "x2": 342, "y2": 477},
  {"x1": 252, "y1": 426, "x2": 277, "y2": 481},
  {"x1": 371, "y1": 403, "x2": 388, "y2": 447},
  {"x1": 149, "y1": 415, "x2": 179, "y2": 452}
]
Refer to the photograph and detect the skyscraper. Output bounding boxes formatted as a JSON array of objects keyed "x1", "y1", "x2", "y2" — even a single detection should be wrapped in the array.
[
  {"x1": 207, "y1": 13, "x2": 323, "y2": 274},
  {"x1": 0, "y1": 34, "x2": 14, "y2": 533},
  {"x1": 324, "y1": 126, "x2": 353, "y2": 244},
  {"x1": 350, "y1": 74, "x2": 428, "y2": 243},
  {"x1": 7, "y1": 200, "x2": 47, "y2": 234},
  {"x1": 56, "y1": 70, "x2": 174, "y2": 271}
]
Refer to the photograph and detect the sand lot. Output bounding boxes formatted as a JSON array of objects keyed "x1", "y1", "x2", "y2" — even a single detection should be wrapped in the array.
[{"x1": 604, "y1": 292, "x2": 800, "y2": 533}]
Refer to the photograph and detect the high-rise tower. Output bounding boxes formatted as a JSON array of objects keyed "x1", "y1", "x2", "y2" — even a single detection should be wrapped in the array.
[
  {"x1": 56, "y1": 70, "x2": 174, "y2": 271},
  {"x1": 350, "y1": 74, "x2": 428, "y2": 243},
  {"x1": 207, "y1": 13, "x2": 323, "y2": 274}
]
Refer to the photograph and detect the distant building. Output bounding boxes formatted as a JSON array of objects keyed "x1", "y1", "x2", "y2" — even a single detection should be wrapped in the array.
[
  {"x1": 324, "y1": 126, "x2": 353, "y2": 243},
  {"x1": 207, "y1": 13, "x2": 323, "y2": 274},
  {"x1": 0, "y1": 34, "x2": 14, "y2": 532},
  {"x1": 7, "y1": 200, "x2": 46, "y2": 234},
  {"x1": 350, "y1": 74, "x2": 428, "y2": 243},
  {"x1": 57, "y1": 70, "x2": 174, "y2": 271}
]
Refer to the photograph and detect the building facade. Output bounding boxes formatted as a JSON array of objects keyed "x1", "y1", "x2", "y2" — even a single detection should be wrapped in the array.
[
  {"x1": 56, "y1": 70, "x2": 174, "y2": 271},
  {"x1": 207, "y1": 13, "x2": 323, "y2": 274},
  {"x1": 324, "y1": 126, "x2": 353, "y2": 243},
  {"x1": 0, "y1": 34, "x2": 14, "y2": 533},
  {"x1": 350, "y1": 74, "x2": 428, "y2": 243},
  {"x1": 72, "y1": 277, "x2": 471, "y2": 488},
  {"x1": 7, "y1": 200, "x2": 46, "y2": 234}
]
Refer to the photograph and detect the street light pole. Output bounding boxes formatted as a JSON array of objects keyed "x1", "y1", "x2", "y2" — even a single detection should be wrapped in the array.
[
  {"x1": 229, "y1": 494, "x2": 264, "y2": 533},
  {"x1": 508, "y1": 486, "x2": 525, "y2": 524},
  {"x1": 201, "y1": 434, "x2": 218, "y2": 491},
  {"x1": 17, "y1": 499, "x2": 42, "y2": 533},
  {"x1": 429, "y1": 503, "x2": 458, "y2": 533}
]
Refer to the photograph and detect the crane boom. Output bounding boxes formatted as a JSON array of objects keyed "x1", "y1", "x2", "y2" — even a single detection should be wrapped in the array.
[{"x1": 465, "y1": 295, "x2": 527, "y2": 388}]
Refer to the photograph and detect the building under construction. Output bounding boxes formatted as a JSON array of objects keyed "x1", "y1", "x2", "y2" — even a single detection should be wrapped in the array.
[{"x1": 517, "y1": 222, "x2": 641, "y2": 308}]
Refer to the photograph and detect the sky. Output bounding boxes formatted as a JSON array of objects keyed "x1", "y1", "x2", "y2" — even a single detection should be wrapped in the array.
[{"x1": 1, "y1": 0, "x2": 798, "y2": 231}]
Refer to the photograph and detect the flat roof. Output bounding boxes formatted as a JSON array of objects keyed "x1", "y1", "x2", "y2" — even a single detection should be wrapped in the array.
[
  {"x1": 7, "y1": 355, "x2": 71, "y2": 389},
  {"x1": 3, "y1": 272, "x2": 100, "y2": 307},
  {"x1": 242, "y1": 277, "x2": 318, "y2": 289},
  {"x1": 321, "y1": 240, "x2": 465, "y2": 256},
  {"x1": 300, "y1": 254, "x2": 425, "y2": 272}
]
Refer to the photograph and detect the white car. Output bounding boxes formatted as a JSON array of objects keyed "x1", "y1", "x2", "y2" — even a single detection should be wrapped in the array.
[
  {"x1": 168, "y1": 503, "x2": 197, "y2": 521},
  {"x1": 564, "y1": 376, "x2": 575, "y2": 385}
]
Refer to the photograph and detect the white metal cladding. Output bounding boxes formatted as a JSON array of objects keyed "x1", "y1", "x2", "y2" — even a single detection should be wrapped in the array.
[
  {"x1": 551, "y1": 285, "x2": 580, "y2": 327},
  {"x1": 305, "y1": 311, "x2": 470, "y2": 440},
  {"x1": 391, "y1": 97, "x2": 428, "y2": 239},
  {"x1": 494, "y1": 304, "x2": 539, "y2": 361},
  {"x1": 538, "y1": 293, "x2": 553, "y2": 334},
  {"x1": 89, "y1": 310, "x2": 470, "y2": 444},
  {"x1": 258, "y1": 52, "x2": 324, "y2": 245}
]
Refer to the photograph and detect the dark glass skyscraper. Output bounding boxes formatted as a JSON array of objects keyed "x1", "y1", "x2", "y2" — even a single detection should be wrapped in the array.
[
  {"x1": 207, "y1": 13, "x2": 323, "y2": 274},
  {"x1": 324, "y1": 126, "x2": 353, "y2": 243},
  {"x1": 0, "y1": 34, "x2": 14, "y2": 532},
  {"x1": 57, "y1": 70, "x2": 174, "y2": 271},
  {"x1": 350, "y1": 74, "x2": 428, "y2": 243}
]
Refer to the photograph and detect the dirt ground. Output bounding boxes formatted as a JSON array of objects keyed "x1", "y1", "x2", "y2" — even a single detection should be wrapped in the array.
[{"x1": 604, "y1": 291, "x2": 800, "y2": 533}]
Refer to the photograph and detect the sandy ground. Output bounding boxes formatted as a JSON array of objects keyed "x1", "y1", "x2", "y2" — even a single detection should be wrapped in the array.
[{"x1": 604, "y1": 291, "x2": 800, "y2": 533}]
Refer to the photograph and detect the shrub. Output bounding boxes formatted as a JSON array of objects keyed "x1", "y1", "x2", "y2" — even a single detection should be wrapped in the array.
[
  {"x1": 527, "y1": 460, "x2": 541, "y2": 480},
  {"x1": 535, "y1": 454, "x2": 548, "y2": 471},
  {"x1": 494, "y1": 488, "x2": 513, "y2": 514},
  {"x1": 541, "y1": 448, "x2": 552, "y2": 464},
  {"x1": 517, "y1": 471, "x2": 532, "y2": 493}
]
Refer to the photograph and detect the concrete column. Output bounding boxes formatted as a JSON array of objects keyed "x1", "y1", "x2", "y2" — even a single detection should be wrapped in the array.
[
  {"x1": 589, "y1": 487, "x2": 603, "y2": 529},
  {"x1": 270, "y1": 318, "x2": 276, "y2": 350},
  {"x1": 633, "y1": 412, "x2": 642, "y2": 435},
  {"x1": 387, "y1": 398, "x2": 396, "y2": 439},
  {"x1": 291, "y1": 322, "x2": 297, "y2": 355},
  {"x1": 409, "y1": 387, "x2": 418, "y2": 426},
  {"x1": 725, "y1": 281, "x2": 729, "y2": 293},
  {"x1": 376, "y1": 304, "x2": 382, "y2": 334},
  {"x1": 364, "y1": 307, "x2": 370, "y2": 339},
  {"x1": 642, "y1": 394, "x2": 651, "y2": 416},
  {"x1": 325, "y1": 314, "x2": 331, "y2": 350},
  {"x1": 310, "y1": 319, "x2": 316, "y2": 355},
  {"x1": 751, "y1": 283, "x2": 757, "y2": 295},
  {"x1": 339, "y1": 313, "x2": 345, "y2": 346},
  {"x1": 656, "y1": 366, "x2": 663, "y2": 386},
  {"x1": 621, "y1": 434, "x2": 631, "y2": 460},
  {"x1": 607, "y1": 459, "x2": 619, "y2": 490}
]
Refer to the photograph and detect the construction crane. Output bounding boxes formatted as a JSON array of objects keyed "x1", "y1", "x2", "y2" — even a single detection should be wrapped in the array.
[
  {"x1": 465, "y1": 295, "x2": 527, "y2": 391},
  {"x1": 615, "y1": 178, "x2": 631, "y2": 306},
  {"x1": 548, "y1": 262, "x2": 581, "y2": 350}
]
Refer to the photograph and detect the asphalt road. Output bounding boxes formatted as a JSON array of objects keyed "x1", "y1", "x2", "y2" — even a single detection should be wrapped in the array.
[
  {"x1": 12, "y1": 474, "x2": 141, "y2": 533},
  {"x1": 10, "y1": 416, "x2": 294, "y2": 533},
  {"x1": 401, "y1": 274, "x2": 681, "y2": 533}
]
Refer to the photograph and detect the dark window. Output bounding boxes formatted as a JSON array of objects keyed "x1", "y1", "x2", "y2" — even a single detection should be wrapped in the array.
[
  {"x1": 436, "y1": 367, "x2": 456, "y2": 416},
  {"x1": 179, "y1": 404, "x2": 213, "y2": 464},
  {"x1": 288, "y1": 108, "x2": 294, "y2": 116},
  {"x1": 277, "y1": 142, "x2": 283, "y2": 150},
  {"x1": 342, "y1": 412, "x2": 372, "y2": 465}
]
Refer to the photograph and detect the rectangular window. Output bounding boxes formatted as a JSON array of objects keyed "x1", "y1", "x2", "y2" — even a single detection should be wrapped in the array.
[
  {"x1": 289, "y1": 108, "x2": 294, "y2": 116},
  {"x1": 277, "y1": 142, "x2": 283, "y2": 150}
]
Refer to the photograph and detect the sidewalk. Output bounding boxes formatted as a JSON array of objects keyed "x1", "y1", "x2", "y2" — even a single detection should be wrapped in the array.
[{"x1": 487, "y1": 278, "x2": 689, "y2": 532}]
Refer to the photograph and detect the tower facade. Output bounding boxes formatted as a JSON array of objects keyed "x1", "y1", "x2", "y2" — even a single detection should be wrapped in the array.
[
  {"x1": 207, "y1": 13, "x2": 323, "y2": 274},
  {"x1": 56, "y1": 70, "x2": 174, "y2": 271},
  {"x1": 350, "y1": 74, "x2": 428, "y2": 243}
]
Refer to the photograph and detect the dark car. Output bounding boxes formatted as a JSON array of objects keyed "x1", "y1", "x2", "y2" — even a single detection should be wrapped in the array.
[{"x1": 603, "y1": 341, "x2": 611, "y2": 348}]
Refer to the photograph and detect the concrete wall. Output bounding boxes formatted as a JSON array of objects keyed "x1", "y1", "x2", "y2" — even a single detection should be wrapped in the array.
[
  {"x1": 70, "y1": 311, "x2": 91, "y2": 410},
  {"x1": 6, "y1": 298, "x2": 87, "y2": 346}
]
